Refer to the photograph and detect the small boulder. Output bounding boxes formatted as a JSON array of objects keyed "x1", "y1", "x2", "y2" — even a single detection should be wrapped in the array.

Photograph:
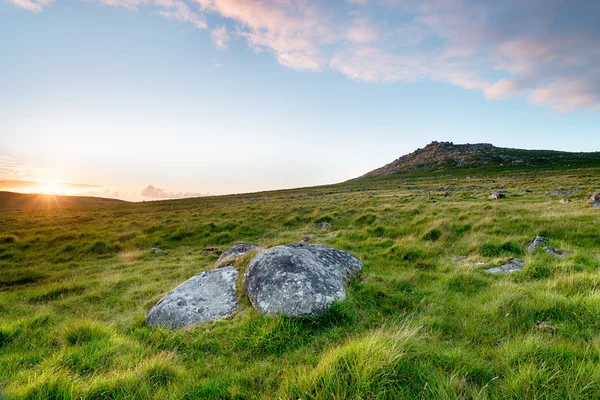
[
  {"x1": 146, "y1": 266, "x2": 238, "y2": 329},
  {"x1": 589, "y1": 192, "x2": 600, "y2": 208},
  {"x1": 548, "y1": 189, "x2": 580, "y2": 195},
  {"x1": 523, "y1": 189, "x2": 533, "y2": 193},
  {"x1": 243, "y1": 244, "x2": 362, "y2": 316},
  {"x1": 302, "y1": 235, "x2": 312, "y2": 243},
  {"x1": 451, "y1": 256, "x2": 468, "y2": 261},
  {"x1": 527, "y1": 236, "x2": 548, "y2": 252},
  {"x1": 559, "y1": 198, "x2": 572, "y2": 204},
  {"x1": 485, "y1": 259, "x2": 525, "y2": 274},
  {"x1": 488, "y1": 192, "x2": 506, "y2": 200},
  {"x1": 313, "y1": 222, "x2": 333, "y2": 229},
  {"x1": 215, "y1": 243, "x2": 260, "y2": 267},
  {"x1": 151, "y1": 247, "x2": 163, "y2": 254},
  {"x1": 543, "y1": 246, "x2": 567, "y2": 258},
  {"x1": 444, "y1": 192, "x2": 451, "y2": 197}
]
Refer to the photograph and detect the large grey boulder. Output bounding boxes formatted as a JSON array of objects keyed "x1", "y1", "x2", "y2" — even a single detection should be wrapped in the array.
[
  {"x1": 215, "y1": 243, "x2": 261, "y2": 267},
  {"x1": 243, "y1": 244, "x2": 362, "y2": 316},
  {"x1": 146, "y1": 266, "x2": 238, "y2": 329}
]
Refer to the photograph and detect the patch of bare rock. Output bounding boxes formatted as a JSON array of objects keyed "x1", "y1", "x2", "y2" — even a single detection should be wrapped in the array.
[
  {"x1": 488, "y1": 192, "x2": 506, "y2": 200},
  {"x1": 485, "y1": 258, "x2": 525, "y2": 274}
]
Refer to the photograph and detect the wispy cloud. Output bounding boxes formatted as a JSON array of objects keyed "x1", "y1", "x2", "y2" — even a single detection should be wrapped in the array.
[
  {"x1": 141, "y1": 184, "x2": 210, "y2": 199},
  {"x1": 210, "y1": 25, "x2": 229, "y2": 49},
  {"x1": 7, "y1": 0, "x2": 600, "y2": 111},
  {"x1": 8, "y1": 0, "x2": 52, "y2": 12}
]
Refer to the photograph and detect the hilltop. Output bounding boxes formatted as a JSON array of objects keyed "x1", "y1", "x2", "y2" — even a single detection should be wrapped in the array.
[
  {"x1": 361, "y1": 141, "x2": 600, "y2": 178},
  {"x1": 0, "y1": 191, "x2": 127, "y2": 212}
]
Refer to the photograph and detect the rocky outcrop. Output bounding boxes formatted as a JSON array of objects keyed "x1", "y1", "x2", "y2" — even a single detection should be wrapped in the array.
[
  {"x1": 544, "y1": 246, "x2": 567, "y2": 258},
  {"x1": 527, "y1": 236, "x2": 548, "y2": 252},
  {"x1": 146, "y1": 266, "x2": 238, "y2": 329},
  {"x1": 215, "y1": 243, "x2": 261, "y2": 267},
  {"x1": 243, "y1": 244, "x2": 362, "y2": 316},
  {"x1": 485, "y1": 259, "x2": 525, "y2": 274},
  {"x1": 360, "y1": 141, "x2": 600, "y2": 178}
]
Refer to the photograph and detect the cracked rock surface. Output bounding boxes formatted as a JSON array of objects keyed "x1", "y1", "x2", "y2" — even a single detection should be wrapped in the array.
[
  {"x1": 243, "y1": 244, "x2": 362, "y2": 316},
  {"x1": 146, "y1": 266, "x2": 238, "y2": 329}
]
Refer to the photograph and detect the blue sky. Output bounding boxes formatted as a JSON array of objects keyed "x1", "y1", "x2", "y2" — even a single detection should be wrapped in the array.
[{"x1": 1, "y1": 0, "x2": 599, "y2": 200}]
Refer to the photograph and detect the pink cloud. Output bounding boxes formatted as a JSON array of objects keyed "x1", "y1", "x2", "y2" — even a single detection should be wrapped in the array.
[
  {"x1": 6, "y1": 0, "x2": 600, "y2": 111},
  {"x1": 210, "y1": 26, "x2": 230, "y2": 49},
  {"x1": 8, "y1": 0, "x2": 52, "y2": 12}
]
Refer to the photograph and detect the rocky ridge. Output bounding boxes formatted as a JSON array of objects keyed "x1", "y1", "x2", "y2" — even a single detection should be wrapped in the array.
[{"x1": 361, "y1": 141, "x2": 600, "y2": 178}]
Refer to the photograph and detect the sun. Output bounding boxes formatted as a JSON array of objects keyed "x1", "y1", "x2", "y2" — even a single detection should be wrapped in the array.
[{"x1": 36, "y1": 182, "x2": 66, "y2": 195}]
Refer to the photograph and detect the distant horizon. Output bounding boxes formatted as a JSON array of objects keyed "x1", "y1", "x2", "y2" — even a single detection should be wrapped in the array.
[
  {"x1": 2, "y1": 139, "x2": 599, "y2": 201},
  {"x1": 2, "y1": 0, "x2": 599, "y2": 201}
]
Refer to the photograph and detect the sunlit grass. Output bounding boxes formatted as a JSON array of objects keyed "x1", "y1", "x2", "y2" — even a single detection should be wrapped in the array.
[{"x1": 1, "y1": 166, "x2": 600, "y2": 398}]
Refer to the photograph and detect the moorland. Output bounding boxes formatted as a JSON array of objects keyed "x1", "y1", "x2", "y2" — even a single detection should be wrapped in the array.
[{"x1": 1, "y1": 145, "x2": 600, "y2": 399}]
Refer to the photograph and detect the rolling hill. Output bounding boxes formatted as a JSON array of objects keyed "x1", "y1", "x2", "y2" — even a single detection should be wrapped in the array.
[
  {"x1": 361, "y1": 141, "x2": 600, "y2": 178},
  {"x1": 0, "y1": 191, "x2": 127, "y2": 212}
]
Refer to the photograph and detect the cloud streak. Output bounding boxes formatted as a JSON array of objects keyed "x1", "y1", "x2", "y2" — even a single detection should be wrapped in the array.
[
  {"x1": 141, "y1": 184, "x2": 210, "y2": 199},
  {"x1": 7, "y1": 0, "x2": 599, "y2": 111}
]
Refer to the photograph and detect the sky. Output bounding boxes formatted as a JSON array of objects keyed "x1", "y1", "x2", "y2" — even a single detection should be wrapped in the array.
[{"x1": 1, "y1": 0, "x2": 599, "y2": 201}]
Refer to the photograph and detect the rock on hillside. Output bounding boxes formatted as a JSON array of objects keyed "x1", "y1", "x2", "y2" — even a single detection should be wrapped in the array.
[
  {"x1": 146, "y1": 266, "x2": 238, "y2": 329},
  {"x1": 360, "y1": 141, "x2": 600, "y2": 178},
  {"x1": 243, "y1": 244, "x2": 362, "y2": 316}
]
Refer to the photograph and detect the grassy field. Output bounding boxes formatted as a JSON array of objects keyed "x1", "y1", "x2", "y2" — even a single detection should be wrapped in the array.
[{"x1": 1, "y1": 165, "x2": 600, "y2": 399}]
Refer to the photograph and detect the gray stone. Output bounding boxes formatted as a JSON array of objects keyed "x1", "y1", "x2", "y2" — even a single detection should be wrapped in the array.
[
  {"x1": 313, "y1": 222, "x2": 333, "y2": 229},
  {"x1": 527, "y1": 236, "x2": 549, "y2": 252},
  {"x1": 151, "y1": 247, "x2": 163, "y2": 254},
  {"x1": 589, "y1": 192, "x2": 600, "y2": 208},
  {"x1": 559, "y1": 198, "x2": 572, "y2": 204},
  {"x1": 548, "y1": 189, "x2": 580, "y2": 195},
  {"x1": 543, "y1": 246, "x2": 567, "y2": 258},
  {"x1": 451, "y1": 256, "x2": 468, "y2": 261},
  {"x1": 146, "y1": 266, "x2": 238, "y2": 329},
  {"x1": 524, "y1": 189, "x2": 533, "y2": 193},
  {"x1": 215, "y1": 243, "x2": 260, "y2": 267},
  {"x1": 488, "y1": 192, "x2": 506, "y2": 200},
  {"x1": 485, "y1": 259, "x2": 525, "y2": 274},
  {"x1": 243, "y1": 244, "x2": 362, "y2": 316},
  {"x1": 302, "y1": 235, "x2": 312, "y2": 243}
]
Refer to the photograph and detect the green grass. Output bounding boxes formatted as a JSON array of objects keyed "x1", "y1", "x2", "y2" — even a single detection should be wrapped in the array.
[{"x1": 1, "y1": 166, "x2": 600, "y2": 399}]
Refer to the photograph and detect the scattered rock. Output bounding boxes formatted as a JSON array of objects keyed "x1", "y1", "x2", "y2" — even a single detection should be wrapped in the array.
[
  {"x1": 444, "y1": 192, "x2": 451, "y2": 197},
  {"x1": 524, "y1": 189, "x2": 533, "y2": 193},
  {"x1": 543, "y1": 246, "x2": 567, "y2": 258},
  {"x1": 243, "y1": 244, "x2": 362, "y2": 316},
  {"x1": 485, "y1": 258, "x2": 525, "y2": 274},
  {"x1": 535, "y1": 320, "x2": 556, "y2": 332},
  {"x1": 451, "y1": 256, "x2": 468, "y2": 261},
  {"x1": 559, "y1": 198, "x2": 572, "y2": 204},
  {"x1": 589, "y1": 192, "x2": 600, "y2": 208},
  {"x1": 215, "y1": 243, "x2": 261, "y2": 267},
  {"x1": 527, "y1": 236, "x2": 549, "y2": 252},
  {"x1": 302, "y1": 235, "x2": 312, "y2": 243},
  {"x1": 313, "y1": 222, "x2": 333, "y2": 229},
  {"x1": 151, "y1": 248, "x2": 163, "y2": 254},
  {"x1": 488, "y1": 192, "x2": 506, "y2": 200},
  {"x1": 548, "y1": 189, "x2": 580, "y2": 195},
  {"x1": 146, "y1": 266, "x2": 239, "y2": 329}
]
